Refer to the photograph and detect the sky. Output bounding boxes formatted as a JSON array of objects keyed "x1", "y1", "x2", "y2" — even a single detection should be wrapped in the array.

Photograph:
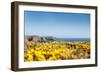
[{"x1": 24, "y1": 11, "x2": 90, "y2": 38}]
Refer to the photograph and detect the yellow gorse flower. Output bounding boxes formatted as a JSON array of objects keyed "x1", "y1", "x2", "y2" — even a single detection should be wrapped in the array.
[{"x1": 24, "y1": 41, "x2": 90, "y2": 62}]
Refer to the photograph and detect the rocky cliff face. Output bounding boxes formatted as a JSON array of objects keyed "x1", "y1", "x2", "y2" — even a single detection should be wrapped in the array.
[{"x1": 25, "y1": 35, "x2": 56, "y2": 42}]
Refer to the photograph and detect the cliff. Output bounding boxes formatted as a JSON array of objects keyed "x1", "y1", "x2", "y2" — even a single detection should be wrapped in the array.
[{"x1": 25, "y1": 35, "x2": 56, "y2": 42}]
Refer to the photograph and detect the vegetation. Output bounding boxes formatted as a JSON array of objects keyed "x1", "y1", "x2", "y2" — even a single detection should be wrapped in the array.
[{"x1": 24, "y1": 37, "x2": 90, "y2": 62}]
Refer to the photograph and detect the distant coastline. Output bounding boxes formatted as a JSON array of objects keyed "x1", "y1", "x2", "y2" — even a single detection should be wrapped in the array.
[{"x1": 25, "y1": 35, "x2": 90, "y2": 42}]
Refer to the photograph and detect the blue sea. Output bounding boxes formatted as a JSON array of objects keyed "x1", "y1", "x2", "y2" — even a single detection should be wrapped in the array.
[{"x1": 56, "y1": 38, "x2": 90, "y2": 42}]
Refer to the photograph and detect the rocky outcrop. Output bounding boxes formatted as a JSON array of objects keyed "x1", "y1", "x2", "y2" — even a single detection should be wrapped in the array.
[{"x1": 25, "y1": 35, "x2": 56, "y2": 42}]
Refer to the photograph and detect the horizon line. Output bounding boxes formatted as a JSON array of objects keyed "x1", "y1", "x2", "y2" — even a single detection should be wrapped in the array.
[{"x1": 24, "y1": 35, "x2": 90, "y2": 39}]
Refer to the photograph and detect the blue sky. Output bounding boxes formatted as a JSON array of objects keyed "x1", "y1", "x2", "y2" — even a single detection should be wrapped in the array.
[{"x1": 24, "y1": 11, "x2": 90, "y2": 38}]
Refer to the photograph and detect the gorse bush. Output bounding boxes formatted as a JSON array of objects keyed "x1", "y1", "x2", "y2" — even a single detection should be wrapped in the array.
[{"x1": 24, "y1": 41, "x2": 90, "y2": 62}]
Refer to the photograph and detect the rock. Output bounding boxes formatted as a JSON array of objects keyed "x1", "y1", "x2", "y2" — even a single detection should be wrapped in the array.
[{"x1": 25, "y1": 35, "x2": 56, "y2": 42}]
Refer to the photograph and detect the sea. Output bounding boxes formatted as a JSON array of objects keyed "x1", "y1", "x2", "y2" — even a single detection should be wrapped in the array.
[{"x1": 56, "y1": 38, "x2": 90, "y2": 42}]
